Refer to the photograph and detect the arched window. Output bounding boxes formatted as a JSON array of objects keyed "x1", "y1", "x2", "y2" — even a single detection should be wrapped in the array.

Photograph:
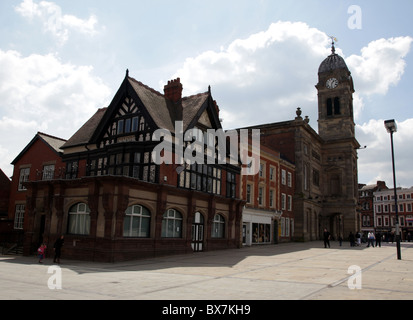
[
  {"x1": 327, "y1": 98, "x2": 333, "y2": 116},
  {"x1": 211, "y1": 214, "x2": 225, "y2": 238},
  {"x1": 123, "y1": 205, "x2": 151, "y2": 238},
  {"x1": 334, "y1": 97, "x2": 341, "y2": 115},
  {"x1": 162, "y1": 209, "x2": 183, "y2": 238},
  {"x1": 68, "y1": 203, "x2": 90, "y2": 235}
]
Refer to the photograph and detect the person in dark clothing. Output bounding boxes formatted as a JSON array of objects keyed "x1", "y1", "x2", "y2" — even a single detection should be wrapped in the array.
[
  {"x1": 349, "y1": 232, "x2": 356, "y2": 247},
  {"x1": 323, "y1": 229, "x2": 331, "y2": 248},
  {"x1": 375, "y1": 232, "x2": 382, "y2": 247},
  {"x1": 53, "y1": 235, "x2": 64, "y2": 264}
]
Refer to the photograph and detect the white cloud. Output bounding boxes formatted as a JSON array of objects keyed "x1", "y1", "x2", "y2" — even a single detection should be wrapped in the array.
[
  {"x1": 15, "y1": 0, "x2": 100, "y2": 45},
  {"x1": 347, "y1": 37, "x2": 413, "y2": 96},
  {"x1": 170, "y1": 21, "x2": 413, "y2": 186},
  {"x1": 356, "y1": 119, "x2": 413, "y2": 188},
  {"x1": 172, "y1": 21, "x2": 330, "y2": 129},
  {"x1": 0, "y1": 49, "x2": 111, "y2": 177},
  {"x1": 172, "y1": 23, "x2": 412, "y2": 129}
]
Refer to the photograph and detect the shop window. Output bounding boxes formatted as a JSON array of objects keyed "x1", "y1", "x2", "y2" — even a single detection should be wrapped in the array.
[{"x1": 252, "y1": 223, "x2": 271, "y2": 244}]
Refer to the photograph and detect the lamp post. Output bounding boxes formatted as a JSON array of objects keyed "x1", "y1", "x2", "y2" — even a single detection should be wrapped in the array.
[{"x1": 384, "y1": 119, "x2": 401, "y2": 260}]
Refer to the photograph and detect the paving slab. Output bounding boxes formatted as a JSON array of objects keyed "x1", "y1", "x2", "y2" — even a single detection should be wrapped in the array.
[{"x1": 1, "y1": 241, "x2": 412, "y2": 301}]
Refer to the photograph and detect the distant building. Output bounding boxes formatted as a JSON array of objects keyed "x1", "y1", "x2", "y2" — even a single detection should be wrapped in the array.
[
  {"x1": 358, "y1": 181, "x2": 388, "y2": 235},
  {"x1": 240, "y1": 143, "x2": 295, "y2": 246},
  {"x1": 373, "y1": 186, "x2": 413, "y2": 240}
]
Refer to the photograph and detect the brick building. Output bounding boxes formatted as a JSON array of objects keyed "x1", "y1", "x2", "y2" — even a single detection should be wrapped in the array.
[
  {"x1": 373, "y1": 186, "x2": 413, "y2": 240},
  {"x1": 0, "y1": 169, "x2": 11, "y2": 244},
  {"x1": 6, "y1": 132, "x2": 66, "y2": 249},
  {"x1": 21, "y1": 73, "x2": 245, "y2": 262},
  {"x1": 240, "y1": 143, "x2": 295, "y2": 246},
  {"x1": 358, "y1": 181, "x2": 388, "y2": 235}
]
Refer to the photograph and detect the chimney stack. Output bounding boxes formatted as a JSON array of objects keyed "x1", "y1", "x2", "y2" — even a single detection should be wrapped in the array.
[{"x1": 164, "y1": 78, "x2": 183, "y2": 103}]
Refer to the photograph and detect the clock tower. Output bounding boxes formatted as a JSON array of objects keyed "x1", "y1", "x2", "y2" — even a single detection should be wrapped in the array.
[
  {"x1": 316, "y1": 39, "x2": 361, "y2": 238},
  {"x1": 316, "y1": 41, "x2": 355, "y2": 141}
]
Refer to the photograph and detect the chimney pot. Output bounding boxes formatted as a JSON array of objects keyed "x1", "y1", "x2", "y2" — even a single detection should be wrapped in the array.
[{"x1": 164, "y1": 78, "x2": 183, "y2": 103}]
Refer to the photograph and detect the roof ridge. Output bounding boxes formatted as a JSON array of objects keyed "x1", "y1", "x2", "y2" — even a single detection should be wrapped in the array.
[
  {"x1": 182, "y1": 91, "x2": 209, "y2": 101},
  {"x1": 37, "y1": 131, "x2": 67, "y2": 142},
  {"x1": 127, "y1": 76, "x2": 164, "y2": 98}
]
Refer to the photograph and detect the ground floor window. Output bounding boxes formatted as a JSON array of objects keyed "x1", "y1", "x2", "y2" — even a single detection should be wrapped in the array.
[
  {"x1": 281, "y1": 217, "x2": 292, "y2": 237},
  {"x1": 211, "y1": 214, "x2": 225, "y2": 238},
  {"x1": 252, "y1": 223, "x2": 271, "y2": 244},
  {"x1": 123, "y1": 205, "x2": 151, "y2": 238},
  {"x1": 68, "y1": 203, "x2": 90, "y2": 235},
  {"x1": 14, "y1": 205, "x2": 25, "y2": 230},
  {"x1": 162, "y1": 209, "x2": 183, "y2": 238}
]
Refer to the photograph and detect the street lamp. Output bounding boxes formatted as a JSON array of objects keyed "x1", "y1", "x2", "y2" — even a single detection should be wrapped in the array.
[{"x1": 384, "y1": 119, "x2": 401, "y2": 260}]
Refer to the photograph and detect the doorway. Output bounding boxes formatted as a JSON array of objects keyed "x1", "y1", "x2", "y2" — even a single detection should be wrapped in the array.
[{"x1": 191, "y1": 212, "x2": 204, "y2": 252}]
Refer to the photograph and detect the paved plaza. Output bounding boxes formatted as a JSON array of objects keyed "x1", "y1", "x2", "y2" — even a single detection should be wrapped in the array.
[{"x1": 1, "y1": 241, "x2": 412, "y2": 300}]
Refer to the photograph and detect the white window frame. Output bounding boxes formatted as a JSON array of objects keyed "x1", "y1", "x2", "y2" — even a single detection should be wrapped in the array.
[
  {"x1": 281, "y1": 193, "x2": 286, "y2": 210},
  {"x1": 18, "y1": 168, "x2": 30, "y2": 191},
  {"x1": 287, "y1": 195, "x2": 292, "y2": 211},
  {"x1": 281, "y1": 169, "x2": 286, "y2": 185},
  {"x1": 14, "y1": 205, "x2": 25, "y2": 230}
]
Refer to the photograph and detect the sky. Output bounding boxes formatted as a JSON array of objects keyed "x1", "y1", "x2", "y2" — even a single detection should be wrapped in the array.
[{"x1": 0, "y1": 0, "x2": 412, "y2": 188}]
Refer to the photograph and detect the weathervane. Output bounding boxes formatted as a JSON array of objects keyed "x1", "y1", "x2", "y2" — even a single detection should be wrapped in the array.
[{"x1": 329, "y1": 35, "x2": 338, "y2": 54}]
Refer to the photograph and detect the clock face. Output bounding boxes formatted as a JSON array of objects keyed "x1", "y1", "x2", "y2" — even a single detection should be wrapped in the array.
[{"x1": 326, "y1": 78, "x2": 339, "y2": 89}]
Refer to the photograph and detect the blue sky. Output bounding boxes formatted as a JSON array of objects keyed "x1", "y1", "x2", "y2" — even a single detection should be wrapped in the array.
[{"x1": 0, "y1": 0, "x2": 412, "y2": 188}]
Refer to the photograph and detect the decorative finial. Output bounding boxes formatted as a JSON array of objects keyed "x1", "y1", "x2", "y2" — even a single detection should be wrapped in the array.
[
  {"x1": 295, "y1": 107, "x2": 303, "y2": 120},
  {"x1": 329, "y1": 36, "x2": 337, "y2": 55},
  {"x1": 126, "y1": 69, "x2": 129, "y2": 77}
]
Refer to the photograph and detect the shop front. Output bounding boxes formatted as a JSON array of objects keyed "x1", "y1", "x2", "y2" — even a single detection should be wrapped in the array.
[{"x1": 242, "y1": 207, "x2": 281, "y2": 246}]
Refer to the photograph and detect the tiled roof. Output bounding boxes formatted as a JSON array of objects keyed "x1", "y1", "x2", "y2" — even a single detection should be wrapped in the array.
[
  {"x1": 128, "y1": 76, "x2": 210, "y2": 132},
  {"x1": 61, "y1": 108, "x2": 107, "y2": 149},
  {"x1": 63, "y1": 75, "x2": 211, "y2": 149},
  {"x1": 38, "y1": 132, "x2": 67, "y2": 153},
  {"x1": 11, "y1": 132, "x2": 67, "y2": 164}
]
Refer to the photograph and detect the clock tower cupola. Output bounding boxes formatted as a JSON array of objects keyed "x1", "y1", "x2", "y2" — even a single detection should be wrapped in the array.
[{"x1": 316, "y1": 38, "x2": 355, "y2": 141}]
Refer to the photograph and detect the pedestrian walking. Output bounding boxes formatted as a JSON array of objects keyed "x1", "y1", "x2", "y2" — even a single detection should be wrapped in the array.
[
  {"x1": 53, "y1": 235, "x2": 64, "y2": 264},
  {"x1": 375, "y1": 231, "x2": 382, "y2": 247},
  {"x1": 338, "y1": 235, "x2": 343, "y2": 247},
  {"x1": 37, "y1": 243, "x2": 46, "y2": 263},
  {"x1": 367, "y1": 231, "x2": 375, "y2": 247},
  {"x1": 323, "y1": 228, "x2": 331, "y2": 248}
]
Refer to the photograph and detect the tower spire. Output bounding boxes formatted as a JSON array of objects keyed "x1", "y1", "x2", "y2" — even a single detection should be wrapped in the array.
[{"x1": 329, "y1": 36, "x2": 337, "y2": 55}]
